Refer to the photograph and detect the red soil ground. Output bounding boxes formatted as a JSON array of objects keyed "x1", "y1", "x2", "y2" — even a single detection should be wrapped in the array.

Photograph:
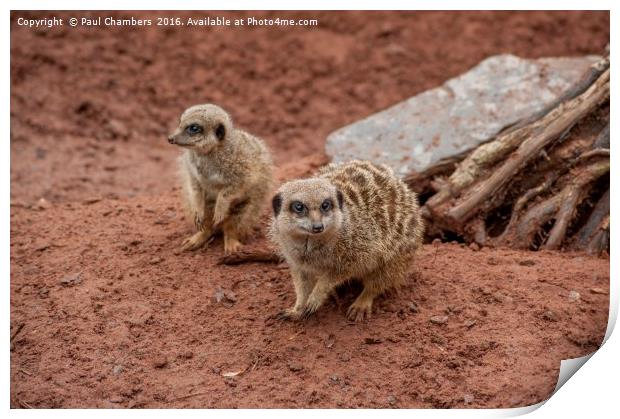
[{"x1": 10, "y1": 11, "x2": 610, "y2": 408}]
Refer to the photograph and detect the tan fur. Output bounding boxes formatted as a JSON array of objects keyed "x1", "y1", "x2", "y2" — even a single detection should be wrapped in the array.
[
  {"x1": 169, "y1": 104, "x2": 273, "y2": 253},
  {"x1": 269, "y1": 160, "x2": 424, "y2": 321}
]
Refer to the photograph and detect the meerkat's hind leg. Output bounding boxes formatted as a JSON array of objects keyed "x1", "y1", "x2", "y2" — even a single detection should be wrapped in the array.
[
  {"x1": 348, "y1": 264, "x2": 405, "y2": 322},
  {"x1": 221, "y1": 197, "x2": 260, "y2": 254}
]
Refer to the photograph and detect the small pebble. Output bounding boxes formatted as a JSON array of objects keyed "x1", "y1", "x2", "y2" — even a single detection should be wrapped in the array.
[
  {"x1": 153, "y1": 357, "x2": 168, "y2": 369},
  {"x1": 36, "y1": 198, "x2": 51, "y2": 210},
  {"x1": 430, "y1": 315, "x2": 449, "y2": 325},
  {"x1": 568, "y1": 291, "x2": 580, "y2": 302},
  {"x1": 60, "y1": 273, "x2": 82, "y2": 287},
  {"x1": 178, "y1": 351, "x2": 194, "y2": 360},
  {"x1": 338, "y1": 354, "x2": 351, "y2": 362},
  {"x1": 288, "y1": 362, "x2": 303, "y2": 372},
  {"x1": 149, "y1": 257, "x2": 163, "y2": 265},
  {"x1": 590, "y1": 287, "x2": 607, "y2": 295},
  {"x1": 464, "y1": 319, "x2": 477, "y2": 328},
  {"x1": 542, "y1": 310, "x2": 558, "y2": 322}
]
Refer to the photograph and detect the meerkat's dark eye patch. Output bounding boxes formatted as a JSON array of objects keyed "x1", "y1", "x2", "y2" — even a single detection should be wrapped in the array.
[
  {"x1": 272, "y1": 193, "x2": 282, "y2": 216},
  {"x1": 186, "y1": 124, "x2": 203, "y2": 135},
  {"x1": 215, "y1": 123, "x2": 226, "y2": 141},
  {"x1": 320, "y1": 199, "x2": 332, "y2": 213},
  {"x1": 290, "y1": 201, "x2": 306, "y2": 215}
]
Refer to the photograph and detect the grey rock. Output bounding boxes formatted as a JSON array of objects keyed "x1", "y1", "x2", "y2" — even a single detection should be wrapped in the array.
[{"x1": 326, "y1": 54, "x2": 600, "y2": 177}]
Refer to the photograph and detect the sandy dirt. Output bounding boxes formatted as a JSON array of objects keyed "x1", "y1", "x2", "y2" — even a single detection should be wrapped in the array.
[{"x1": 10, "y1": 11, "x2": 610, "y2": 408}]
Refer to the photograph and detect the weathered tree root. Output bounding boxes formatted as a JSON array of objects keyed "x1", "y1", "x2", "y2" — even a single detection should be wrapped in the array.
[
  {"x1": 497, "y1": 158, "x2": 609, "y2": 249},
  {"x1": 445, "y1": 68, "x2": 609, "y2": 225},
  {"x1": 419, "y1": 56, "x2": 609, "y2": 216},
  {"x1": 573, "y1": 189, "x2": 610, "y2": 255},
  {"x1": 586, "y1": 220, "x2": 609, "y2": 256},
  {"x1": 592, "y1": 123, "x2": 610, "y2": 149},
  {"x1": 217, "y1": 250, "x2": 283, "y2": 265}
]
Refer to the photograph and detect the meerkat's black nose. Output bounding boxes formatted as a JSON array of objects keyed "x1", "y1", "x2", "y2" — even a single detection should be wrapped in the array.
[
  {"x1": 168, "y1": 136, "x2": 175, "y2": 144},
  {"x1": 312, "y1": 224, "x2": 324, "y2": 233}
]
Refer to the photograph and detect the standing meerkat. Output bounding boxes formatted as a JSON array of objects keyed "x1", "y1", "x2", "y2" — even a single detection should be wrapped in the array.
[
  {"x1": 168, "y1": 104, "x2": 273, "y2": 253},
  {"x1": 270, "y1": 160, "x2": 424, "y2": 321}
]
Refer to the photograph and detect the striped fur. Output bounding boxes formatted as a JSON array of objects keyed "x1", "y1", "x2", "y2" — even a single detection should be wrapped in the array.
[{"x1": 270, "y1": 160, "x2": 424, "y2": 321}]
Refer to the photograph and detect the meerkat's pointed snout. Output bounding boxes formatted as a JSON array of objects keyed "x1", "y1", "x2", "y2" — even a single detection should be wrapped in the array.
[
  {"x1": 167, "y1": 135, "x2": 175, "y2": 144},
  {"x1": 311, "y1": 223, "x2": 324, "y2": 233}
]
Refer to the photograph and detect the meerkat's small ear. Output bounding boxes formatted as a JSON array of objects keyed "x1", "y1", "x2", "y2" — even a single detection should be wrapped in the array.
[
  {"x1": 336, "y1": 189, "x2": 344, "y2": 210},
  {"x1": 272, "y1": 193, "x2": 283, "y2": 216}
]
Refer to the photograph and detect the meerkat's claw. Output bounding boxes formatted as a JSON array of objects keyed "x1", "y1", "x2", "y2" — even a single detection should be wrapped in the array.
[
  {"x1": 275, "y1": 308, "x2": 300, "y2": 321},
  {"x1": 300, "y1": 307, "x2": 316, "y2": 320},
  {"x1": 193, "y1": 213, "x2": 204, "y2": 231},
  {"x1": 347, "y1": 302, "x2": 372, "y2": 322},
  {"x1": 212, "y1": 210, "x2": 227, "y2": 229},
  {"x1": 223, "y1": 236, "x2": 242, "y2": 254},
  {"x1": 181, "y1": 231, "x2": 210, "y2": 251},
  {"x1": 300, "y1": 299, "x2": 322, "y2": 320}
]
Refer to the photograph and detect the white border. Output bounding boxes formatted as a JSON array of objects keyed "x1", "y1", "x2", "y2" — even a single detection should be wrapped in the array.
[{"x1": 4, "y1": 1, "x2": 616, "y2": 418}]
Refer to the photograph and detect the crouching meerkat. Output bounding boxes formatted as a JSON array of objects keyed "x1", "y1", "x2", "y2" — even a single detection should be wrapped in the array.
[
  {"x1": 168, "y1": 104, "x2": 273, "y2": 253},
  {"x1": 269, "y1": 160, "x2": 424, "y2": 321}
]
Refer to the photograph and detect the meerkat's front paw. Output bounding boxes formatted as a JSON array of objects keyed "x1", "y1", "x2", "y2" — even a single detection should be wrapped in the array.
[
  {"x1": 193, "y1": 213, "x2": 205, "y2": 231},
  {"x1": 300, "y1": 297, "x2": 324, "y2": 320},
  {"x1": 212, "y1": 207, "x2": 227, "y2": 228},
  {"x1": 347, "y1": 300, "x2": 373, "y2": 322},
  {"x1": 275, "y1": 307, "x2": 302, "y2": 321},
  {"x1": 223, "y1": 235, "x2": 242, "y2": 254},
  {"x1": 181, "y1": 231, "x2": 210, "y2": 251}
]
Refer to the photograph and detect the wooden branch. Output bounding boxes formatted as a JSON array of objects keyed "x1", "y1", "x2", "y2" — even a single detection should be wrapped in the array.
[
  {"x1": 574, "y1": 189, "x2": 610, "y2": 249},
  {"x1": 586, "y1": 217, "x2": 609, "y2": 255},
  {"x1": 445, "y1": 68, "x2": 609, "y2": 224},
  {"x1": 542, "y1": 187, "x2": 581, "y2": 250},
  {"x1": 513, "y1": 173, "x2": 559, "y2": 216},
  {"x1": 404, "y1": 150, "x2": 469, "y2": 192},
  {"x1": 505, "y1": 192, "x2": 563, "y2": 249},
  {"x1": 577, "y1": 148, "x2": 610, "y2": 162},
  {"x1": 217, "y1": 250, "x2": 282, "y2": 265},
  {"x1": 506, "y1": 159, "x2": 609, "y2": 249},
  {"x1": 592, "y1": 123, "x2": 610, "y2": 149}
]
